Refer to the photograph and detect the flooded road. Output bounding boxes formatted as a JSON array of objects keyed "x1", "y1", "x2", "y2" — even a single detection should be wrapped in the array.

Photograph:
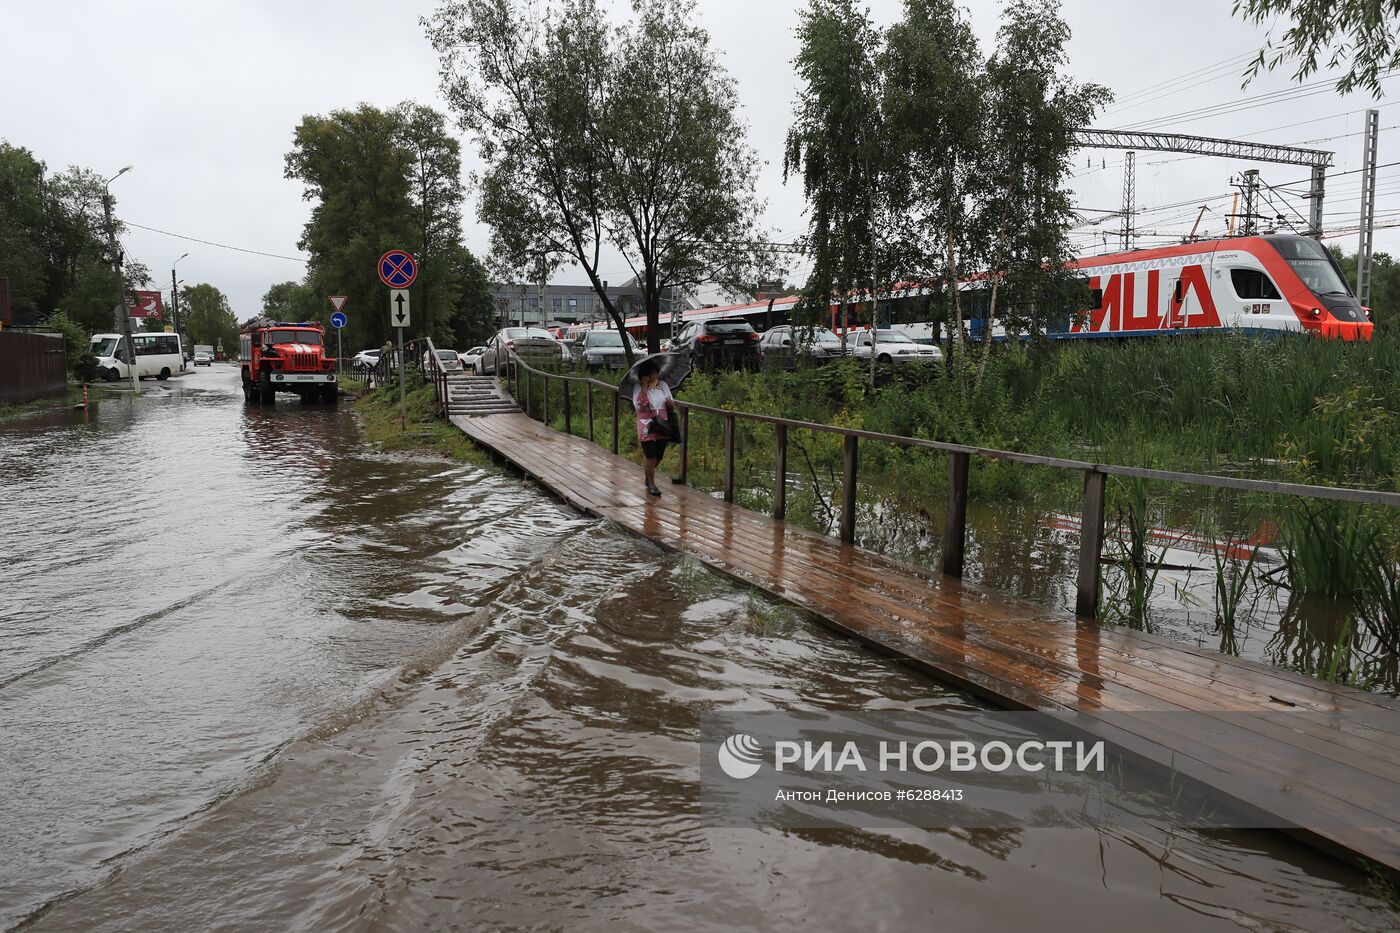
[{"x1": 2, "y1": 366, "x2": 1396, "y2": 930}]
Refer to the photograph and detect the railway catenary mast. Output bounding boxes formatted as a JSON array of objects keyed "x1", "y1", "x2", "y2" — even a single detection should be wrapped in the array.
[{"x1": 1074, "y1": 130, "x2": 1334, "y2": 238}]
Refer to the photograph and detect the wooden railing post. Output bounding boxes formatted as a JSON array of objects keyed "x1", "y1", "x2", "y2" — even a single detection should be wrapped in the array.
[
  {"x1": 525, "y1": 367, "x2": 532, "y2": 418},
  {"x1": 943, "y1": 452, "x2": 969, "y2": 578},
  {"x1": 587, "y1": 382, "x2": 594, "y2": 442},
  {"x1": 678, "y1": 406, "x2": 690, "y2": 484},
  {"x1": 840, "y1": 435, "x2": 859, "y2": 544},
  {"x1": 515, "y1": 359, "x2": 521, "y2": 401},
  {"x1": 542, "y1": 373, "x2": 550, "y2": 424},
  {"x1": 612, "y1": 389, "x2": 621, "y2": 454},
  {"x1": 1076, "y1": 469, "x2": 1107, "y2": 618},
  {"x1": 723, "y1": 413, "x2": 736, "y2": 502},
  {"x1": 774, "y1": 423, "x2": 788, "y2": 520},
  {"x1": 563, "y1": 380, "x2": 572, "y2": 435}
]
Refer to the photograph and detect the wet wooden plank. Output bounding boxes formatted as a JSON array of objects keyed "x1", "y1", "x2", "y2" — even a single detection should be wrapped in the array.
[{"x1": 449, "y1": 408, "x2": 1400, "y2": 874}]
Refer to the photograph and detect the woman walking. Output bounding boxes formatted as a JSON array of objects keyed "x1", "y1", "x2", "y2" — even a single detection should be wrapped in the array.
[{"x1": 632, "y1": 359, "x2": 677, "y2": 497}]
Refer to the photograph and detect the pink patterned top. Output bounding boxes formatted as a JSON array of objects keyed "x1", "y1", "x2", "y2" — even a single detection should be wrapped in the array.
[{"x1": 632, "y1": 382, "x2": 674, "y2": 442}]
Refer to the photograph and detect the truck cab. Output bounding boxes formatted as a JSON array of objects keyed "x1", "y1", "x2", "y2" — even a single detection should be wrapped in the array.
[{"x1": 239, "y1": 320, "x2": 338, "y2": 404}]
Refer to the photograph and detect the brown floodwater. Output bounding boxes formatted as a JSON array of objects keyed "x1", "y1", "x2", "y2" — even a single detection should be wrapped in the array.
[{"x1": 1, "y1": 365, "x2": 1396, "y2": 930}]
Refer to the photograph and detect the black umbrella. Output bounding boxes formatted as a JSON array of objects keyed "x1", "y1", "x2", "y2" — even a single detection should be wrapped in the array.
[{"x1": 618, "y1": 351, "x2": 693, "y2": 398}]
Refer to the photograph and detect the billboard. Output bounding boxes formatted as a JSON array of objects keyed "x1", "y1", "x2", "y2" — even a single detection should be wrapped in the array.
[{"x1": 125, "y1": 290, "x2": 165, "y2": 319}]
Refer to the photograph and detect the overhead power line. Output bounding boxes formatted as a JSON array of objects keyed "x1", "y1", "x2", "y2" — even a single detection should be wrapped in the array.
[{"x1": 125, "y1": 221, "x2": 308, "y2": 263}]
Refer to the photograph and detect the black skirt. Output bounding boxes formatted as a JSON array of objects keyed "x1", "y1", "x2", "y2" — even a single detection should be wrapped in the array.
[{"x1": 640, "y1": 438, "x2": 669, "y2": 460}]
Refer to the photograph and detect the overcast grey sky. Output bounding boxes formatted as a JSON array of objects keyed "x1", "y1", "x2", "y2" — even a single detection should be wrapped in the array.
[{"x1": 2, "y1": 0, "x2": 1394, "y2": 319}]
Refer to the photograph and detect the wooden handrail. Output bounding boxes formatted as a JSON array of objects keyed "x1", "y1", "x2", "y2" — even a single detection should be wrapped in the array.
[{"x1": 499, "y1": 352, "x2": 1400, "y2": 619}]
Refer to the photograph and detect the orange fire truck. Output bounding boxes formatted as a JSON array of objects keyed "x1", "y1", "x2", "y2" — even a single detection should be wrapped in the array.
[{"x1": 239, "y1": 319, "x2": 338, "y2": 404}]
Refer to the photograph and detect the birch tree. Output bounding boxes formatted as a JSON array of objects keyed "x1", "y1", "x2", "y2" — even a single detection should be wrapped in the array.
[
  {"x1": 973, "y1": 0, "x2": 1109, "y2": 380},
  {"x1": 785, "y1": 0, "x2": 884, "y2": 367},
  {"x1": 880, "y1": 0, "x2": 985, "y2": 357}
]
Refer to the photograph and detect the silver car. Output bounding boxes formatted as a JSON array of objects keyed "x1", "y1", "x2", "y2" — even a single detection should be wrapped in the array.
[
  {"x1": 422, "y1": 348, "x2": 464, "y2": 374},
  {"x1": 849, "y1": 329, "x2": 943, "y2": 365},
  {"x1": 479, "y1": 327, "x2": 565, "y2": 374},
  {"x1": 758, "y1": 325, "x2": 846, "y2": 364},
  {"x1": 577, "y1": 330, "x2": 641, "y2": 371}
]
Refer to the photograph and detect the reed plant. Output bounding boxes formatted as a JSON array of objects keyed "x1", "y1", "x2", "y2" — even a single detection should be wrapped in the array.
[{"x1": 1212, "y1": 531, "x2": 1260, "y2": 655}]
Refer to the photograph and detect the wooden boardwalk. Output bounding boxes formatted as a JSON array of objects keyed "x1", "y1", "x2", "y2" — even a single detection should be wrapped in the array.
[{"x1": 450, "y1": 408, "x2": 1400, "y2": 874}]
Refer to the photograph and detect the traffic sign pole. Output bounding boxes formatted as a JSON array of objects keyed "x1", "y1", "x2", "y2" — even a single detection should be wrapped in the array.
[
  {"x1": 328, "y1": 299, "x2": 348, "y2": 379},
  {"x1": 377, "y1": 251, "x2": 417, "y2": 432}
]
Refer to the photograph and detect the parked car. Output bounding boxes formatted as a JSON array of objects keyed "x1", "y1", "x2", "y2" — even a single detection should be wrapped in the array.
[
  {"x1": 758, "y1": 325, "x2": 846, "y2": 365},
  {"x1": 558, "y1": 338, "x2": 580, "y2": 363},
  {"x1": 422, "y1": 348, "x2": 464, "y2": 374},
  {"x1": 193, "y1": 350, "x2": 213, "y2": 367},
  {"x1": 849, "y1": 329, "x2": 943, "y2": 365},
  {"x1": 672, "y1": 318, "x2": 761, "y2": 369},
  {"x1": 352, "y1": 348, "x2": 382, "y2": 372},
  {"x1": 460, "y1": 346, "x2": 486, "y2": 371},
  {"x1": 577, "y1": 330, "x2": 641, "y2": 371},
  {"x1": 478, "y1": 327, "x2": 565, "y2": 374}
]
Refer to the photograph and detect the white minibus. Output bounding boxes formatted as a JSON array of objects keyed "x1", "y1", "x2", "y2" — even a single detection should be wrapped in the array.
[{"x1": 92, "y1": 332, "x2": 187, "y2": 381}]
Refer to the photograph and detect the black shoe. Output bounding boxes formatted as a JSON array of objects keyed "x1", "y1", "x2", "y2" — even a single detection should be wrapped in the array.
[{"x1": 648, "y1": 485, "x2": 662, "y2": 497}]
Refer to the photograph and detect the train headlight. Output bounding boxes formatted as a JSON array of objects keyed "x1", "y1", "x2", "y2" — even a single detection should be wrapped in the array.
[{"x1": 1310, "y1": 308, "x2": 1322, "y2": 319}]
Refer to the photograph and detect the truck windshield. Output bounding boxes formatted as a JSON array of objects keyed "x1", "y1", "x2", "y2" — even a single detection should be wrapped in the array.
[
  {"x1": 91, "y1": 337, "x2": 120, "y2": 357},
  {"x1": 1273, "y1": 238, "x2": 1353, "y2": 297},
  {"x1": 267, "y1": 329, "x2": 322, "y2": 345}
]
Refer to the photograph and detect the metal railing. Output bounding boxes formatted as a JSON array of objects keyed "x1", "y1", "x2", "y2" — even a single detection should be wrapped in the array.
[
  {"x1": 369, "y1": 335, "x2": 454, "y2": 416},
  {"x1": 495, "y1": 352, "x2": 1400, "y2": 620}
]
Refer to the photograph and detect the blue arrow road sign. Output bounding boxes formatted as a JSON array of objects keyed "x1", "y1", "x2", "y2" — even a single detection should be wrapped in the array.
[
  {"x1": 330, "y1": 311, "x2": 347, "y2": 329},
  {"x1": 378, "y1": 250, "x2": 418, "y2": 289}
]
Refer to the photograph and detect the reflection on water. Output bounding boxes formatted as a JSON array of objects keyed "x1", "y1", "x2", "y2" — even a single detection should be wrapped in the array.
[
  {"x1": 852, "y1": 491, "x2": 1400, "y2": 695},
  {"x1": 2, "y1": 367, "x2": 1397, "y2": 930}
]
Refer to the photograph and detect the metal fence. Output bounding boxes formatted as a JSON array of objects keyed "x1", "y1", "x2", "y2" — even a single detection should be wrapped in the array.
[
  {"x1": 0, "y1": 331, "x2": 67, "y2": 405},
  {"x1": 500, "y1": 351, "x2": 1400, "y2": 620}
]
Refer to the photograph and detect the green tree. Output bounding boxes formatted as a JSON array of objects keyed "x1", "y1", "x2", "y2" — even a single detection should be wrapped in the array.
[
  {"x1": 973, "y1": 0, "x2": 1109, "y2": 378},
  {"x1": 1234, "y1": 0, "x2": 1400, "y2": 95},
  {"x1": 601, "y1": 0, "x2": 774, "y2": 353},
  {"x1": 445, "y1": 246, "x2": 498, "y2": 348},
  {"x1": 785, "y1": 0, "x2": 885, "y2": 357},
  {"x1": 0, "y1": 143, "x2": 50, "y2": 322},
  {"x1": 428, "y1": 0, "x2": 773, "y2": 357},
  {"x1": 181, "y1": 283, "x2": 239, "y2": 352},
  {"x1": 1331, "y1": 245, "x2": 1399, "y2": 331},
  {"x1": 880, "y1": 0, "x2": 986, "y2": 354},
  {"x1": 261, "y1": 280, "x2": 321, "y2": 322},
  {"x1": 284, "y1": 104, "x2": 415, "y2": 352},
  {"x1": 398, "y1": 103, "x2": 465, "y2": 346}
]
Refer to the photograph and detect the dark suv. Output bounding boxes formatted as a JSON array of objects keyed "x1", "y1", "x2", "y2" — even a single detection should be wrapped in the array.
[{"x1": 674, "y1": 318, "x2": 761, "y2": 369}]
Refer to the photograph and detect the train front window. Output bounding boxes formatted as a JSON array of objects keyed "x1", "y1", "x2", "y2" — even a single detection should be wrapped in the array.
[
  {"x1": 1274, "y1": 238, "x2": 1352, "y2": 297},
  {"x1": 1230, "y1": 269, "x2": 1282, "y2": 300}
]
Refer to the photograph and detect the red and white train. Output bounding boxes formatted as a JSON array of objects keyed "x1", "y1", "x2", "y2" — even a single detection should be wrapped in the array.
[
  {"x1": 1066, "y1": 234, "x2": 1371, "y2": 341},
  {"x1": 561, "y1": 233, "x2": 1372, "y2": 344}
]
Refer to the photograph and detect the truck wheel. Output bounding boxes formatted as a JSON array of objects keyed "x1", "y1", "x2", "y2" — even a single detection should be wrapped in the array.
[
  {"x1": 323, "y1": 384, "x2": 339, "y2": 404},
  {"x1": 158, "y1": 367, "x2": 171, "y2": 381},
  {"x1": 259, "y1": 377, "x2": 276, "y2": 405}
]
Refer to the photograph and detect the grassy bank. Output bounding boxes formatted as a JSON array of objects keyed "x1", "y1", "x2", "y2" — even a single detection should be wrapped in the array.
[{"x1": 355, "y1": 372, "x2": 490, "y2": 466}]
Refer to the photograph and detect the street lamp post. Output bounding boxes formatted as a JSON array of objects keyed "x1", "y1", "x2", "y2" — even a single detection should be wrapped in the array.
[
  {"x1": 102, "y1": 165, "x2": 137, "y2": 393},
  {"x1": 172, "y1": 252, "x2": 188, "y2": 343}
]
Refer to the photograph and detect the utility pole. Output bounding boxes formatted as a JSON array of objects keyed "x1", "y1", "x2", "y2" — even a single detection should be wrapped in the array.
[
  {"x1": 103, "y1": 166, "x2": 138, "y2": 394},
  {"x1": 1357, "y1": 108, "x2": 1380, "y2": 307},
  {"x1": 171, "y1": 253, "x2": 188, "y2": 342},
  {"x1": 1238, "y1": 170, "x2": 1261, "y2": 236},
  {"x1": 1120, "y1": 151, "x2": 1136, "y2": 251}
]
